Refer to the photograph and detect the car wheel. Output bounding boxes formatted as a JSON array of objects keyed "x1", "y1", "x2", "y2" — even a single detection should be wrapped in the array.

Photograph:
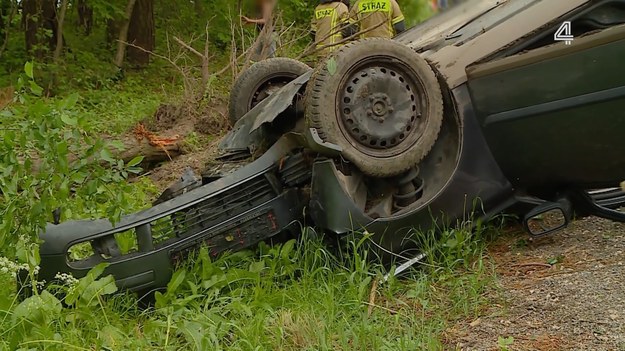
[
  {"x1": 305, "y1": 38, "x2": 444, "y2": 177},
  {"x1": 228, "y1": 58, "x2": 311, "y2": 126}
]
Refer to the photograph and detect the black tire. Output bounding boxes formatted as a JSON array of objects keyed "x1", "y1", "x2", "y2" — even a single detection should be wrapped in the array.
[
  {"x1": 305, "y1": 38, "x2": 444, "y2": 177},
  {"x1": 228, "y1": 58, "x2": 311, "y2": 126}
]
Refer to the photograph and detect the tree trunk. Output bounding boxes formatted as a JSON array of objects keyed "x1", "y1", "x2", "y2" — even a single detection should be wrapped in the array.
[
  {"x1": 42, "y1": 0, "x2": 57, "y2": 49},
  {"x1": 76, "y1": 0, "x2": 93, "y2": 36},
  {"x1": 114, "y1": 0, "x2": 137, "y2": 68},
  {"x1": 22, "y1": 0, "x2": 57, "y2": 59},
  {"x1": 0, "y1": 0, "x2": 11, "y2": 49},
  {"x1": 119, "y1": 137, "x2": 181, "y2": 165},
  {"x1": 53, "y1": 0, "x2": 68, "y2": 62},
  {"x1": 22, "y1": 0, "x2": 38, "y2": 55},
  {"x1": 0, "y1": 0, "x2": 6, "y2": 36},
  {"x1": 0, "y1": 1, "x2": 15, "y2": 58},
  {"x1": 127, "y1": 0, "x2": 154, "y2": 67},
  {"x1": 106, "y1": 19, "x2": 119, "y2": 49}
]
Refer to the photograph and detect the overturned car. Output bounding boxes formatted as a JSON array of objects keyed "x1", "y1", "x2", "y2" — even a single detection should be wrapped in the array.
[{"x1": 36, "y1": 0, "x2": 625, "y2": 293}]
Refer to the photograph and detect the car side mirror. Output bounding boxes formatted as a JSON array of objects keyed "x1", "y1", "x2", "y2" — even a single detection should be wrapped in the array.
[{"x1": 523, "y1": 202, "x2": 570, "y2": 237}]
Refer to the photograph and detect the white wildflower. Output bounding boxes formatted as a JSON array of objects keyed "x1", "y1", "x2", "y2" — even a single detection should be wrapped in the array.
[
  {"x1": 55, "y1": 272, "x2": 79, "y2": 286},
  {"x1": 0, "y1": 256, "x2": 29, "y2": 278}
]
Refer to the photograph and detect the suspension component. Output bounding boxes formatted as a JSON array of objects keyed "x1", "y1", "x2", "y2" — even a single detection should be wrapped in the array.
[{"x1": 393, "y1": 167, "x2": 424, "y2": 211}]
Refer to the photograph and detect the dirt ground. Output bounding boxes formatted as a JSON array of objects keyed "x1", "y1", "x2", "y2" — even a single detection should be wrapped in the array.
[
  {"x1": 448, "y1": 216, "x2": 625, "y2": 351},
  {"x1": 135, "y1": 99, "x2": 228, "y2": 189}
]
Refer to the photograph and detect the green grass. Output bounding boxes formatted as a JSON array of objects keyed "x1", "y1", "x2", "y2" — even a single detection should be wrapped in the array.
[
  {"x1": 0, "y1": 224, "x2": 495, "y2": 350},
  {"x1": 76, "y1": 76, "x2": 165, "y2": 135}
]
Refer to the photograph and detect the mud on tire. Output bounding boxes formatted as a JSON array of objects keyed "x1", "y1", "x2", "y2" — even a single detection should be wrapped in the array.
[
  {"x1": 304, "y1": 38, "x2": 444, "y2": 177},
  {"x1": 228, "y1": 57, "x2": 311, "y2": 126}
]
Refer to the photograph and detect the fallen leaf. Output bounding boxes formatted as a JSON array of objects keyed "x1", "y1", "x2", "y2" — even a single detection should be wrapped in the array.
[
  {"x1": 327, "y1": 57, "x2": 338, "y2": 76},
  {"x1": 470, "y1": 318, "x2": 481, "y2": 327}
]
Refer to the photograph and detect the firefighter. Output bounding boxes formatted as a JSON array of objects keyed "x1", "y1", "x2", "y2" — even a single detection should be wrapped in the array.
[
  {"x1": 349, "y1": 0, "x2": 406, "y2": 39},
  {"x1": 311, "y1": 0, "x2": 352, "y2": 56},
  {"x1": 241, "y1": 0, "x2": 278, "y2": 62}
]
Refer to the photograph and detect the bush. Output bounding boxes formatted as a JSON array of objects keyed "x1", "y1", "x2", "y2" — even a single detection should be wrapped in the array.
[{"x1": 0, "y1": 62, "x2": 141, "y2": 277}]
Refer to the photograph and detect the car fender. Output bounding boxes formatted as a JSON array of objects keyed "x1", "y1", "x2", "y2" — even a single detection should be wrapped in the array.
[{"x1": 219, "y1": 71, "x2": 312, "y2": 152}]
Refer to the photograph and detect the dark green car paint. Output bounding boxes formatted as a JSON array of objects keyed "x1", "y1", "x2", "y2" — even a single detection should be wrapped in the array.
[{"x1": 468, "y1": 25, "x2": 625, "y2": 188}]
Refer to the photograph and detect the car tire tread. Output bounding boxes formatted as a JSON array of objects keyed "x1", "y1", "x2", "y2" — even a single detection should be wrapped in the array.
[{"x1": 304, "y1": 38, "x2": 444, "y2": 177}]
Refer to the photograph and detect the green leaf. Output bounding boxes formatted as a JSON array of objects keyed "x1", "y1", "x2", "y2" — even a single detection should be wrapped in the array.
[
  {"x1": 167, "y1": 269, "x2": 187, "y2": 294},
  {"x1": 71, "y1": 171, "x2": 87, "y2": 183},
  {"x1": 358, "y1": 276, "x2": 372, "y2": 299},
  {"x1": 88, "y1": 275, "x2": 118, "y2": 297},
  {"x1": 60, "y1": 93, "x2": 80, "y2": 110},
  {"x1": 327, "y1": 57, "x2": 338, "y2": 76},
  {"x1": 126, "y1": 156, "x2": 144, "y2": 167},
  {"x1": 181, "y1": 321, "x2": 208, "y2": 351},
  {"x1": 98, "y1": 325, "x2": 126, "y2": 350},
  {"x1": 201, "y1": 273, "x2": 227, "y2": 290},
  {"x1": 279, "y1": 239, "x2": 296, "y2": 259},
  {"x1": 60, "y1": 113, "x2": 78, "y2": 126},
  {"x1": 56, "y1": 140, "x2": 68, "y2": 155},
  {"x1": 154, "y1": 291, "x2": 166, "y2": 307},
  {"x1": 249, "y1": 261, "x2": 265, "y2": 273},
  {"x1": 445, "y1": 238, "x2": 458, "y2": 249},
  {"x1": 29, "y1": 245, "x2": 40, "y2": 268},
  {"x1": 89, "y1": 262, "x2": 111, "y2": 280},
  {"x1": 59, "y1": 180, "x2": 70, "y2": 199},
  {"x1": 100, "y1": 148, "x2": 116, "y2": 163},
  {"x1": 24, "y1": 62, "x2": 34, "y2": 79},
  {"x1": 29, "y1": 80, "x2": 43, "y2": 96},
  {"x1": 66, "y1": 264, "x2": 116, "y2": 306},
  {"x1": 12, "y1": 291, "x2": 62, "y2": 325},
  {"x1": 498, "y1": 336, "x2": 514, "y2": 348}
]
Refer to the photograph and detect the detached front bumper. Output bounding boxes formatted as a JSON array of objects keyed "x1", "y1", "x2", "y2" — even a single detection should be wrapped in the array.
[{"x1": 36, "y1": 135, "x2": 310, "y2": 293}]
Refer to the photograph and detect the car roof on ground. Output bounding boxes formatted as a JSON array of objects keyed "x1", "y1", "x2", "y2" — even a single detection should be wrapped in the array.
[{"x1": 397, "y1": 0, "x2": 590, "y2": 88}]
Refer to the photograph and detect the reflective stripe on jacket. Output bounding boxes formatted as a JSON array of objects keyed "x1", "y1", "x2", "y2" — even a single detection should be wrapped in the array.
[
  {"x1": 349, "y1": 0, "x2": 404, "y2": 38},
  {"x1": 311, "y1": 2, "x2": 350, "y2": 54}
]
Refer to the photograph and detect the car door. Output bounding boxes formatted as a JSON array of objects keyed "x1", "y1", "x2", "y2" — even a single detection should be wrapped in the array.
[{"x1": 466, "y1": 19, "x2": 625, "y2": 189}]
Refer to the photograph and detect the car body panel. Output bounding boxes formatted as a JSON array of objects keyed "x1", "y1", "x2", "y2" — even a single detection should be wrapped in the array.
[
  {"x1": 219, "y1": 71, "x2": 312, "y2": 152},
  {"x1": 403, "y1": 0, "x2": 588, "y2": 88},
  {"x1": 467, "y1": 24, "x2": 625, "y2": 187},
  {"x1": 395, "y1": 0, "x2": 501, "y2": 49}
]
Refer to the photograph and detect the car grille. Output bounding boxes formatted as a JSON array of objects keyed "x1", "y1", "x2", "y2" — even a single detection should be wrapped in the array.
[{"x1": 151, "y1": 173, "x2": 278, "y2": 247}]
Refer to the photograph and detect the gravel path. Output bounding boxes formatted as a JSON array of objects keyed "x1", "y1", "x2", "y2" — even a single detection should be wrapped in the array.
[{"x1": 448, "y1": 217, "x2": 625, "y2": 351}]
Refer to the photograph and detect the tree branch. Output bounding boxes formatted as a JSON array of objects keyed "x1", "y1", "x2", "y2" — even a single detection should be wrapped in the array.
[{"x1": 173, "y1": 36, "x2": 203, "y2": 58}]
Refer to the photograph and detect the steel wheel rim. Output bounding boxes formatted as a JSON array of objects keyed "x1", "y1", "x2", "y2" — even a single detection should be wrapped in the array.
[{"x1": 337, "y1": 57, "x2": 428, "y2": 158}]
